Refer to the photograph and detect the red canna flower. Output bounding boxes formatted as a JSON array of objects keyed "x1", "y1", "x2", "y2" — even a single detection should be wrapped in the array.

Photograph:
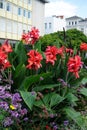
[
  {"x1": 1, "y1": 40, "x2": 13, "y2": 53},
  {"x1": 45, "y1": 125, "x2": 52, "y2": 130},
  {"x1": 45, "y1": 46, "x2": 58, "y2": 65},
  {"x1": 3, "y1": 59, "x2": 12, "y2": 69},
  {"x1": 57, "y1": 46, "x2": 64, "y2": 57},
  {"x1": 30, "y1": 27, "x2": 39, "y2": 40},
  {"x1": 21, "y1": 33, "x2": 30, "y2": 44},
  {"x1": 21, "y1": 27, "x2": 39, "y2": 45},
  {"x1": 0, "y1": 50, "x2": 11, "y2": 70},
  {"x1": 65, "y1": 48, "x2": 73, "y2": 55},
  {"x1": 67, "y1": 55, "x2": 83, "y2": 78},
  {"x1": 26, "y1": 50, "x2": 43, "y2": 70},
  {"x1": 80, "y1": 42, "x2": 87, "y2": 51}
]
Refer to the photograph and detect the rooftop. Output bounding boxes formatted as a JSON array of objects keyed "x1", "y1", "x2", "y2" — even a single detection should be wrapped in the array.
[
  {"x1": 66, "y1": 16, "x2": 83, "y2": 20},
  {"x1": 39, "y1": 0, "x2": 49, "y2": 3},
  {"x1": 79, "y1": 18, "x2": 87, "y2": 22}
]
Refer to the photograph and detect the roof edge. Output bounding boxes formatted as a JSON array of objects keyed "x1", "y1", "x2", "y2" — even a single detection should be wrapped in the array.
[
  {"x1": 66, "y1": 15, "x2": 83, "y2": 20},
  {"x1": 39, "y1": 0, "x2": 49, "y2": 3}
]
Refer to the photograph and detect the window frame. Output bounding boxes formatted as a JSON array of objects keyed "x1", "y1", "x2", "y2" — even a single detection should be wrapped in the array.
[
  {"x1": 0, "y1": 1, "x2": 3, "y2": 9},
  {"x1": 18, "y1": 7, "x2": 21, "y2": 15}
]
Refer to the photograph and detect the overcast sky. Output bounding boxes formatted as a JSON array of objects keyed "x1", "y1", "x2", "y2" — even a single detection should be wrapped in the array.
[{"x1": 45, "y1": 0, "x2": 87, "y2": 18}]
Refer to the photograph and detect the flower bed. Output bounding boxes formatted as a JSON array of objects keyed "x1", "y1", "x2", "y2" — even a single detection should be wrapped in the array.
[{"x1": 0, "y1": 28, "x2": 87, "y2": 130}]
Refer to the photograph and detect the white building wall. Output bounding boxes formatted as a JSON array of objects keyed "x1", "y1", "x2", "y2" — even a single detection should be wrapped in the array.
[
  {"x1": 45, "y1": 16, "x2": 66, "y2": 34},
  {"x1": 32, "y1": 0, "x2": 45, "y2": 35},
  {"x1": 54, "y1": 17, "x2": 66, "y2": 31},
  {"x1": 78, "y1": 21, "x2": 87, "y2": 35},
  {"x1": 45, "y1": 17, "x2": 53, "y2": 34},
  {"x1": 66, "y1": 17, "x2": 87, "y2": 36}
]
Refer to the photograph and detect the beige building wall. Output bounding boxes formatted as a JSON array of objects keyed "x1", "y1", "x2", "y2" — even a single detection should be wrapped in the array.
[
  {"x1": 0, "y1": 0, "x2": 48, "y2": 42},
  {"x1": 0, "y1": 0, "x2": 32, "y2": 42}
]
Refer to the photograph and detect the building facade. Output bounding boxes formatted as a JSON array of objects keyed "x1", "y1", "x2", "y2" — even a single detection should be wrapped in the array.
[
  {"x1": 44, "y1": 15, "x2": 66, "y2": 34},
  {"x1": 0, "y1": 0, "x2": 48, "y2": 43},
  {"x1": 66, "y1": 16, "x2": 87, "y2": 36}
]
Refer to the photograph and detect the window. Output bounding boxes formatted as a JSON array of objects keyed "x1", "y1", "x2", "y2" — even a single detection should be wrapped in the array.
[
  {"x1": 28, "y1": 11, "x2": 31, "y2": 18},
  {"x1": 28, "y1": 0, "x2": 31, "y2": 4},
  {"x1": 72, "y1": 21, "x2": 74, "y2": 25},
  {"x1": 23, "y1": 30, "x2": 25, "y2": 33},
  {"x1": 23, "y1": 9, "x2": 26, "y2": 17},
  {"x1": 45, "y1": 23, "x2": 47, "y2": 29},
  {"x1": 49, "y1": 22, "x2": 51, "y2": 29},
  {"x1": 18, "y1": 7, "x2": 21, "y2": 15},
  {"x1": 6, "y1": 3, "x2": 10, "y2": 11},
  {"x1": 69, "y1": 22, "x2": 70, "y2": 25},
  {"x1": 81, "y1": 28, "x2": 84, "y2": 32},
  {"x1": 0, "y1": 0, "x2": 3, "y2": 9},
  {"x1": 75, "y1": 21, "x2": 77, "y2": 25}
]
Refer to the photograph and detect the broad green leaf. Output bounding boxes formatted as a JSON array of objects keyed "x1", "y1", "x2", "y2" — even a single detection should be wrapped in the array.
[
  {"x1": 20, "y1": 91, "x2": 37, "y2": 110},
  {"x1": 33, "y1": 84, "x2": 59, "y2": 92},
  {"x1": 66, "y1": 93, "x2": 78, "y2": 106},
  {"x1": 14, "y1": 63, "x2": 26, "y2": 78},
  {"x1": 34, "y1": 100, "x2": 44, "y2": 108},
  {"x1": 19, "y1": 72, "x2": 51, "y2": 90},
  {"x1": 34, "y1": 41, "x2": 41, "y2": 52},
  {"x1": 34, "y1": 93, "x2": 54, "y2": 109},
  {"x1": 50, "y1": 94, "x2": 64, "y2": 107},
  {"x1": 80, "y1": 87, "x2": 87, "y2": 96},
  {"x1": 43, "y1": 93, "x2": 54, "y2": 105},
  {"x1": 81, "y1": 78, "x2": 87, "y2": 85},
  {"x1": 14, "y1": 41, "x2": 27, "y2": 64},
  {"x1": 65, "y1": 107, "x2": 87, "y2": 130}
]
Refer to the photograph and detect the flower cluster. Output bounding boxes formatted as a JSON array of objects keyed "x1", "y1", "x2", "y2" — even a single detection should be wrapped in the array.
[
  {"x1": 80, "y1": 42, "x2": 87, "y2": 51},
  {"x1": 1, "y1": 27, "x2": 87, "y2": 130},
  {"x1": 45, "y1": 46, "x2": 59, "y2": 65},
  {"x1": 0, "y1": 85, "x2": 28, "y2": 127},
  {"x1": 0, "y1": 40, "x2": 12, "y2": 70},
  {"x1": 67, "y1": 55, "x2": 83, "y2": 78},
  {"x1": 21, "y1": 27, "x2": 39, "y2": 45},
  {"x1": 65, "y1": 47, "x2": 73, "y2": 55},
  {"x1": 26, "y1": 50, "x2": 43, "y2": 70}
]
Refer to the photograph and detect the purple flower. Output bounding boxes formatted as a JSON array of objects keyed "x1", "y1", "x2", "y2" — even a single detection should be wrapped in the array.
[
  {"x1": 23, "y1": 117, "x2": 28, "y2": 121},
  {"x1": 49, "y1": 114, "x2": 54, "y2": 118},
  {"x1": 0, "y1": 101, "x2": 9, "y2": 110},
  {"x1": 12, "y1": 93, "x2": 22, "y2": 104},
  {"x1": 50, "y1": 122, "x2": 58, "y2": 130},
  {"x1": 0, "y1": 86, "x2": 5, "y2": 95},
  {"x1": 57, "y1": 78, "x2": 67, "y2": 86},
  {"x1": 53, "y1": 125, "x2": 58, "y2": 130},
  {"x1": 0, "y1": 92, "x2": 12, "y2": 99},
  {"x1": 31, "y1": 91, "x2": 36, "y2": 95},
  {"x1": 3, "y1": 117, "x2": 13, "y2": 127},
  {"x1": 10, "y1": 111, "x2": 19, "y2": 118},
  {"x1": 20, "y1": 108, "x2": 27, "y2": 116},
  {"x1": 64, "y1": 120, "x2": 69, "y2": 126},
  {"x1": 5, "y1": 93, "x2": 12, "y2": 98}
]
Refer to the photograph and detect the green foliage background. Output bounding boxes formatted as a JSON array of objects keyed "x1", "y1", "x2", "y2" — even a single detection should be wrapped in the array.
[{"x1": 39, "y1": 29, "x2": 87, "y2": 50}]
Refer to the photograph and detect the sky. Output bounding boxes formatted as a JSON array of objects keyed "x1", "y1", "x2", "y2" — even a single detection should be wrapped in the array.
[{"x1": 45, "y1": 0, "x2": 87, "y2": 18}]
